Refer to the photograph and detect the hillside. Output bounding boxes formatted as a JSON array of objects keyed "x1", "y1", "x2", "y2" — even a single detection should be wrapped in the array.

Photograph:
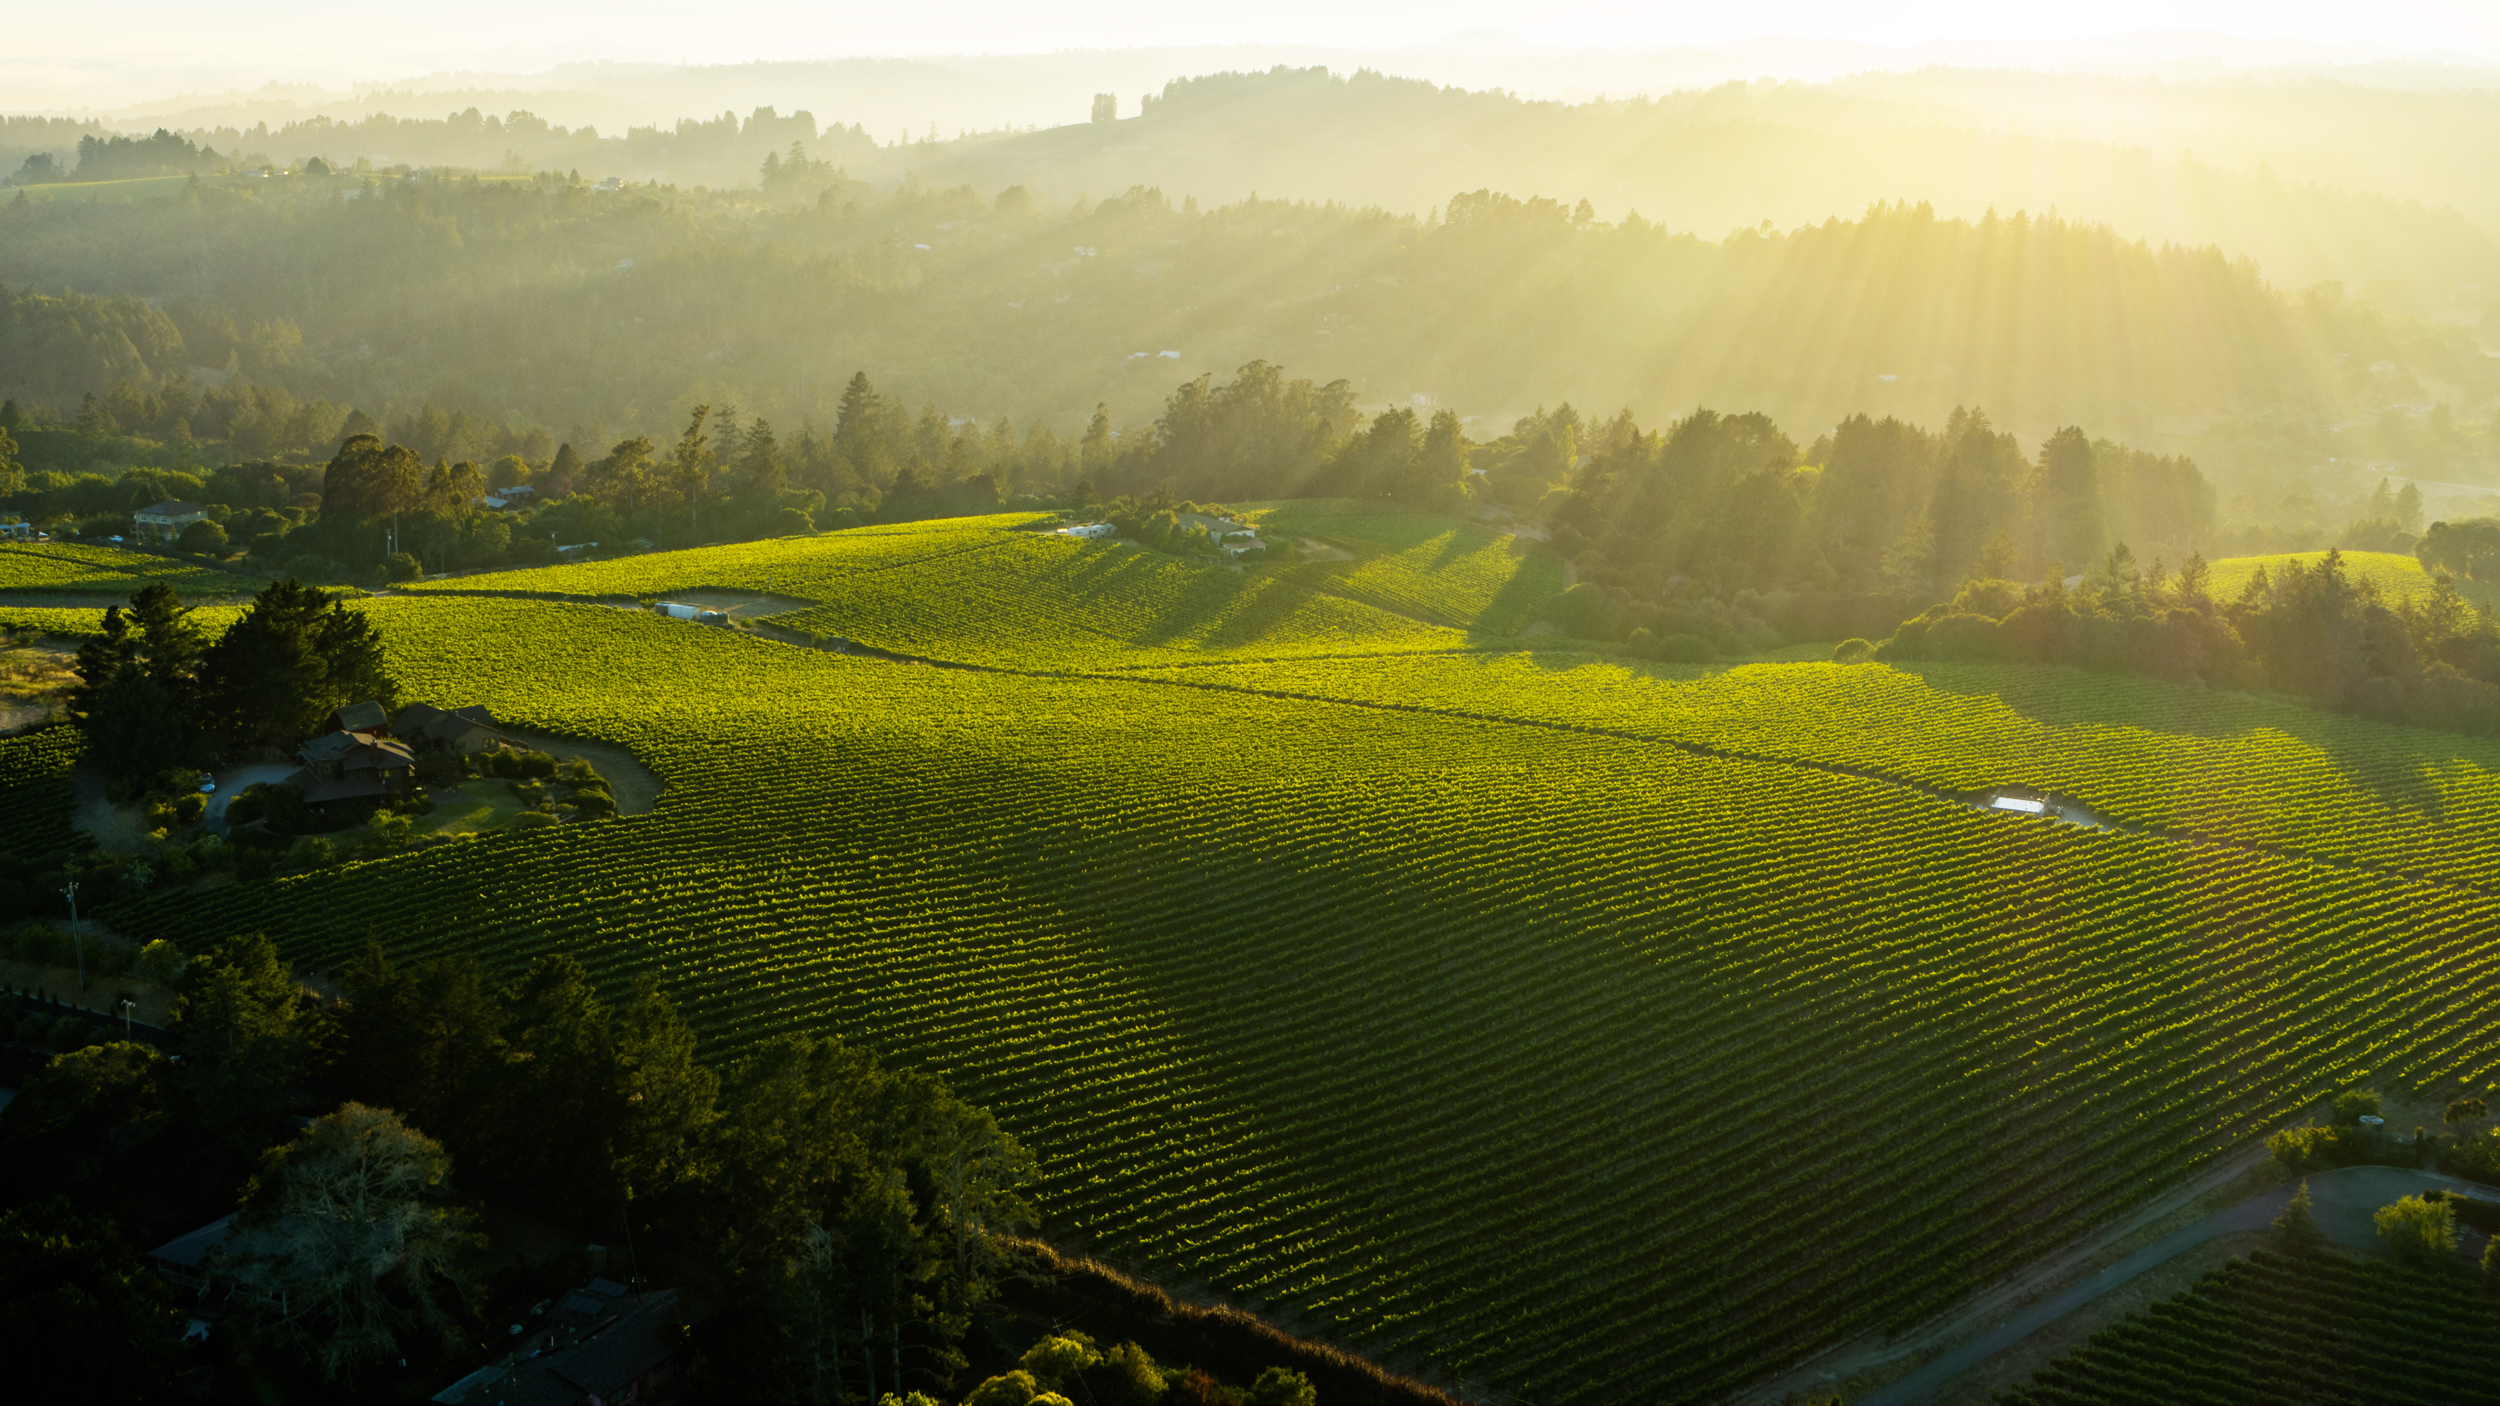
[
  {"x1": 53, "y1": 567, "x2": 2500, "y2": 1400},
  {"x1": 2207, "y1": 548, "x2": 2500, "y2": 612},
  {"x1": 408, "y1": 508, "x2": 1565, "y2": 668}
]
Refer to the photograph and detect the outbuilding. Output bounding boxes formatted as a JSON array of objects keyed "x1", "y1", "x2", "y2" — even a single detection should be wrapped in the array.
[{"x1": 133, "y1": 500, "x2": 210, "y2": 545}]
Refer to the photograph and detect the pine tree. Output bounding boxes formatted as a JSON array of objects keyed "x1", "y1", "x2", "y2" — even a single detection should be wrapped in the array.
[{"x1": 2273, "y1": 1177, "x2": 2325, "y2": 1254}]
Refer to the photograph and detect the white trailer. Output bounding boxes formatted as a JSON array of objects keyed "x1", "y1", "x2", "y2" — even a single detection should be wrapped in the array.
[{"x1": 655, "y1": 602, "x2": 703, "y2": 620}]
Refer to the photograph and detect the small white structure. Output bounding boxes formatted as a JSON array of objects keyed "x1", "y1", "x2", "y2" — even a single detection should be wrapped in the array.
[
  {"x1": 134, "y1": 500, "x2": 210, "y2": 545},
  {"x1": 1159, "y1": 350, "x2": 1180, "y2": 359},
  {"x1": 655, "y1": 602, "x2": 703, "y2": 621},
  {"x1": 1058, "y1": 522, "x2": 1115, "y2": 541},
  {"x1": 1989, "y1": 796, "x2": 2047, "y2": 815}
]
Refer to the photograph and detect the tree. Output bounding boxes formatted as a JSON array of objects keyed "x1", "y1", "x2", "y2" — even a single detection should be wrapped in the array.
[
  {"x1": 336, "y1": 944, "x2": 503, "y2": 1151},
  {"x1": 68, "y1": 584, "x2": 210, "y2": 787},
  {"x1": 612, "y1": 974, "x2": 721, "y2": 1202},
  {"x1": 2418, "y1": 518, "x2": 2500, "y2": 581},
  {"x1": 2446, "y1": 1096, "x2": 2489, "y2": 1128},
  {"x1": 221, "y1": 1102, "x2": 482, "y2": 1382},
  {"x1": 2271, "y1": 1178, "x2": 2325, "y2": 1254},
  {"x1": 1091, "y1": 93, "x2": 1118, "y2": 124},
  {"x1": 584, "y1": 436, "x2": 657, "y2": 513},
  {"x1": 195, "y1": 577, "x2": 398, "y2": 749},
  {"x1": 2037, "y1": 426, "x2": 2105, "y2": 571},
  {"x1": 1248, "y1": 1366, "x2": 1319, "y2": 1406},
  {"x1": 0, "y1": 1042, "x2": 173, "y2": 1201},
  {"x1": 176, "y1": 518, "x2": 229, "y2": 555},
  {"x1": 668, "y1": 404, "x2": 716, "y2": 530},
  {"x1": 172, "y1": 931, "x2": 313, "y2": 1147},
  {"x1": 0, "y1": 416, "x2": 22, "y2": 495},
  {"x1": 320, "y1": 434, "x2": 426, "y2": 521},
  {"x1": 2374, "y1": 1193, "x2": 2457, "y2": 1265},
  {"x1": 0, "y1": 1199, "x2": 185, "y2": 1401}
]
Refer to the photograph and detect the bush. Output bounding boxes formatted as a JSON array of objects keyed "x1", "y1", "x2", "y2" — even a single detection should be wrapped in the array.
[
  {"x1": 284, "y1": 836, "x2": 335, "y2": 869},
  {"x1": 382, "y1": 551, "x2": 423, "y2": 582},
  {"x1": 1246, "y1": 1368, "x2": 1317, "y2": 1406},
  {"x1": 2375, "y1": 1193, "x2": 2457, "y2": 1264},
  {"x1": 2268, "y1": 1123, "x2": 2366, "y2": 1174},
  {"x1": 567, "y1": 789, "x2": 617, "y2": 821},
  {"x1": 1541, "y1": 581, "x2": 1627, "y2": 640},
  {"x1": 46, "y1": 1014, "x2": 92, "y2": 1051},
  {"x1": 2333, "y1": 1089, "x2": 2384, "y2": 1124},
  {"x1": 1022, "y1": 1334, "x2": 1101, "y2": 1389},
  {"x1": 176, "y1": 520, "x2": 228, "y2": 555},
  {"x1": 511, "y1": 811, "x2": 560, "y2": 830},
  {"x1": 1087, "y1": 1342, "x2": 1168, "y2": 1405},
  {"x1": 1652, "y1": 632, "x2": 1717, "y2": 664},
  {"x1": 132, "y1": 940, "x2": 185, "y2": 987},
  {"x1": 1832, "y1": 638, "x2": 1876, "y2": 663},
  {"x1": 964, "y1": 1370, "x2": 1043, "y2": 1406}
]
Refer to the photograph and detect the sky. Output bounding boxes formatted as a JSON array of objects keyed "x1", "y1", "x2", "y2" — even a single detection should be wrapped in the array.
[{"x1": 11, "y1": 1, "x2": 2499, "y2": 111}]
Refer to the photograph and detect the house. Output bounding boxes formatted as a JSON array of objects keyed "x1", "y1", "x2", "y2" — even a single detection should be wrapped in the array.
[
  {"x1": 133, "y1": 501, "x2": 211, "y2": 545},
  {"x1": 1057, "y1": 522, "x2": 1116, "y2": 540},
  {"x1": 392, "y1": 702, "x2": 513, "y2": 759},
  {"x1": 291, "y1": 729, "x2": 417, "y2": 812},
  {"x1": 148, "y1": 1214, "x2": 238, "y2": 1294},
  {"x1": 324, "y1": 700, "x2": 391, "y2": 737},
  {"x1": 432, "y1": 1279, "x2": 683, "y2": 1405},
  {"x1": 0, "y1": 520, "x2": 38, "y2": 541}
]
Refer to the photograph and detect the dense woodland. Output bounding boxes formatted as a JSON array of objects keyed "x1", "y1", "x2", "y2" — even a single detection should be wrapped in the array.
[{"x1": 0, "y1": 167, "x2": 2488, "y2": 465}]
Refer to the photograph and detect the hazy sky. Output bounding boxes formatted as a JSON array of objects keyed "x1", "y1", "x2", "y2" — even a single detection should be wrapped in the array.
[{"x1": 11, "y1": 1, "x2": 2498, "y2": 111}]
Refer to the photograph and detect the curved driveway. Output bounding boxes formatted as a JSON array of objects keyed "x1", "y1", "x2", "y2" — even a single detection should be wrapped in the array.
[{"x1": 1866, "y1": 1165, "x2": 2500, "y2": 1405}]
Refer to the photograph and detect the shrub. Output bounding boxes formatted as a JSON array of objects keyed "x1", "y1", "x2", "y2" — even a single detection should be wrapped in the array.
[
  {"x1": 133, "y1": 940, "x2": 185, "y2": 987},
  {"x1": 1246, "y1": 1367, "x2": 1318, "y2": 1406},
  {"x1": 46, "y1": 1014, "x2": 91, "y2": 1051},
  {"x1": 964, "y1": 1370, "x2": 1042, "y2": 1405},
  {"x1": 284, "y1": 836, "x2": 335, "y2": 869},
  {"x1": 1021, "y1": 1333, "x2": 1101, "y2": 1389},
  {"x1": 2268, "y1": 1123, "x2": 2365, "y2": 1174},
  {"x1": 2375, "y1": 1193, "x2": 2456, "y2": 1264},
  {"x1": 512, "y1": 811, "x2": 560, "y2": 830},
  {"x1": 1087, "y1": 1342, "x2": 1168, "y2": 1405},
  {"x1": 176, "y1": 520, "x2": 228, "y2": 555},
  {"x1": 1832, "y1": 638, "x2": 1876, "y2": 663},
  {"x1": 382, "y1": 552, "x2": 423, "y2": 583},
  {"x1": 1652, "y1": 632, "x2": 1717, "y2": 663},
  {"x1": 568, "y1": 789, "x2": 617, "y2": 821},
  {"x1": 2333, "y1": 1089, "x2": 2383, "y2": 1124}
]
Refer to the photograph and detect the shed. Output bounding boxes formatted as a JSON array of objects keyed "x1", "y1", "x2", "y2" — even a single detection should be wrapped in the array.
[{"x1": 148, "y1": 1214, "x2": 238, "y2": 1291}]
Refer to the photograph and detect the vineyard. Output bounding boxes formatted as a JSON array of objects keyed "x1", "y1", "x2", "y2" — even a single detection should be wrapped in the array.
[
  {"x1": 1250, "y1": 500, "x2": 1568, "y2": 635},
  {"x1": 1135, "y1": 651, "x2": 2500, "y2": 904},
  {"x1": 400, "y1": 513, "x2": 1054, "y2": 600},
  {"x1": 0, "y1": 725, "x2": 81, "y2": 856},
  {"x1": 409, "y1": 508, "x2": 1561, "y2": 668},
  {"x1": 2206, "y1": 549, "x2": 2497, "y2": 611},
  {"x1": 0, "y1": 541, "x2": 264, "y2": 598},
  {"x1": 95, "y1": 594, "x2": 2500, "y2": 1402},
  {"x1": 2000, "y1": 1249, "x2": 2500, "y2": 1404}
]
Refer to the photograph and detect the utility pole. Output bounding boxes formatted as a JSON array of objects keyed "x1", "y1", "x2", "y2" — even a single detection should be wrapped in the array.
[
  {"x1": 61, "y1": 879, "x2": 84, "y2": 992},
  {"x1": 119, "y1": 998, "x2": 134, "y2": 1036}
]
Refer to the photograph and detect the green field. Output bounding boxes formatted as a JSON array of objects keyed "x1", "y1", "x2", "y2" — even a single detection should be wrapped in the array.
[
  {"x1": 409, "y1": 508, "x2": 1563, "y2": 669},
  {"x1": 2207, "y1": 548, "x2": 2500, "y2": 611},
  {"x1": 0, "y1": 541, "x2": 265, "y2": 598},
  {"x1": 2001, "y1": 1249, "x2": 2500, "y2": 1404},
  {"x1": 87, "y1": 590, "x2": 2500, "y2": 1401}
]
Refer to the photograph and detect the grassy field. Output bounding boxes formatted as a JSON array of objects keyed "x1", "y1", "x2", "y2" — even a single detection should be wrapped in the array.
[
  {"x1": 2001, "y1": 1249, "x2": 2500, "y2": 1403},
  {"x1": 2207, "y1": 548, "x2": 2500, "y2": 611},
  {"x1": 92, "y1": 593, "x2": 2500, "y2": 1402},
  {"x1": 0, "y1": 542, "x2": 265, "y2": 598}
]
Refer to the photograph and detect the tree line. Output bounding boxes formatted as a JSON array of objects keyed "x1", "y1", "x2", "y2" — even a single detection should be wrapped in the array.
[{"x1": 1873, "y1": 545, "x2": 2500, "y2": 738}]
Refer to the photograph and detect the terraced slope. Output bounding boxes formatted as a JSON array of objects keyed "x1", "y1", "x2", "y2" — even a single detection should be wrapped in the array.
[
  {"x1": 0, "y1": 726, "x2": 81, "y2": 855},
  {"x1": 103, "y1": 596, "x2": 2500, "y2": 1402},
  {"x1": 2000, "y1": 1250, "x2": 2500, "y2": 1404}
]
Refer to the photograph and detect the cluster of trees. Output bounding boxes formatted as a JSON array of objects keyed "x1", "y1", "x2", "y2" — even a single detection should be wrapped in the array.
[
  {"x1": 7, "y1": 128, "x2": 226, "y2": 184},
  {"x1": 1873, "y1": 546, "x2": 2500, "y2": 737},
  {"x1": 0, "y1": 932, "x2": 1037, "y2": 1398},
  {"x1": 71, "y1": 578, "x2": 395, "y2": 788}
]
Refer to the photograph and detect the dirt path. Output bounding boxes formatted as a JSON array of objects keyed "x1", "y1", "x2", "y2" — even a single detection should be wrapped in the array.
[
  {"x1": 1740, "y1": 1142, "x2": 2275, "y2": 1404},
  {"x1": 1861, "y1": 1164, "x2": 2500, "y2": 1405},
  {"x1": 72, "y1": 774, "x2": 154, "y2": 853}
]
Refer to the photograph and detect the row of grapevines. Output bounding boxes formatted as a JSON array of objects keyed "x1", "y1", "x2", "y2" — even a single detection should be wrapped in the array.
[
  {"x1": 1130, "y1": 652, "x2": 2500, "y2": 892},
  {"x1": 1249, "y1": 502, "x2": 1568, "y2": 635},
  {"x1": 2001, "y1": 1249, "x2": 2500, "y2": 1403},
  {"x1": 102, "y1": 597, "x2": 2500, "y2": 1401}
]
